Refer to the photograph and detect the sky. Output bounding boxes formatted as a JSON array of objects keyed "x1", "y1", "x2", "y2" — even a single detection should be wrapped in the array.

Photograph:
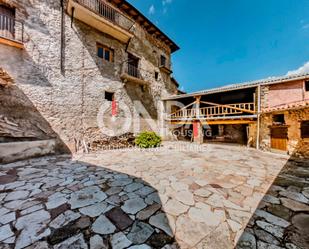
[{"x1": 127, "y1": 0, "x2": 309, "y2": 93}]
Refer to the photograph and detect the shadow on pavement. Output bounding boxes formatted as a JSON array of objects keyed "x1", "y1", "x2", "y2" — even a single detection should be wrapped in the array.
[
  {"x1": 0, "y1": 155, "x2": 179, "y2": 248},
  {"x1": 236, "y1": 146, "x2": 309, "y2": 249}
]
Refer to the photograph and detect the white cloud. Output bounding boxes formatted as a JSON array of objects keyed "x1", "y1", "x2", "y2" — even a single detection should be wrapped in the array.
[
  {"x1": 161, "y1": 0, "x2": 173, "y2": 14},
  {"x1": 148, "y1": 4, "x2": 155, "y2": 15},
  {"x1": 162, "y1": 0, "x2": 173, "y2": 6},
  {"x1": 286, "y1": 61, "x2": 309, "y2": 76},
  {"x1": 302, "y1": 23, "x2": 309, "y2": 29}
]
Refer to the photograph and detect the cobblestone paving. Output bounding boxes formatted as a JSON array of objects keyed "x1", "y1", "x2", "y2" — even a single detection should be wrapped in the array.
[
  {"x1": 236, "y1": 156, "x2": 309, "y2": 249},
  {"x1": 0, "y1": 142, "x2": 304, "y2": 249}
]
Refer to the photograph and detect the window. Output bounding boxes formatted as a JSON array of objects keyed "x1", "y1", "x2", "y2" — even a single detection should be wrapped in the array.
[
  {"x1": 0, "y1": 5, "x2": 16, "y2": 40},
  {"x1": 301, "y1": 121, "x2": 309, "y2": 138},
  {"x1": 105, "y1": 91, "x2": 114, "y2": 101},
  {"x1": 127, "y1": 53, "x2": 139, "y2": 78},
  {"x1": 154, "y1": 72, "x2": 159, "y2": 80},
  {"x1": 305, "y1": 81, "x2": 309, "y2": 92},
  {"x1": 97, "y1": 44, "x2": 114, "y2": 62},
  {"x1": 160, "y1": 55, "x2": 166, "y2": 67},
  {"x1": 273, "y1": 114, "x2": 285, "y2": 125}
]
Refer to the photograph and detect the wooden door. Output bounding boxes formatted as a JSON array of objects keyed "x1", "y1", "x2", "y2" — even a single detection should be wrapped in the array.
[{"x1": 270, "y1": 126, "x2": 288, "y2": 151}]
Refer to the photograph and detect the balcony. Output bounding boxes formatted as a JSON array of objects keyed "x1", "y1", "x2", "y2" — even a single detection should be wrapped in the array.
[
  {"x1": 67, "y1": 0, "x2": 134, "y2": 43},
  {"x1": 167, "y1": 102, "x2": 256, "y2": 123},
  {"x1": 0, "y1": 14, "x2": 24, "y2": 49},
  {"x1": 120, "y1": 63, "x2": 149, "y2": 85}
]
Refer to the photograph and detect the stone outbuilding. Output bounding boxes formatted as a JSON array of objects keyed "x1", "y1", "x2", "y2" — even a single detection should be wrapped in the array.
[{"x1": 164, "y1": 73, "x2": 309, "y2": 157}]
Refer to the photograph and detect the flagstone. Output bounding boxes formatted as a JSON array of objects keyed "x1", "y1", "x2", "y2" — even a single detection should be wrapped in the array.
[
  {"x1": 0, "y1": 212, "x2": 15, "y2": 225},
  {"x1": 137, "y1": 203, "x2": 161, "y2": 220},
  {"x1": 121, "y1": 197, "x2": 147, "y2": 214},
  {"x1": 149, "y1": 213, "x2": 174, "y2": 237},
  {"x1": 255, "y1": 210, "x2": 290, "y2": 228},
  {"x1": 54, "y1": 234, "x2": 87, "y2": 249},
  {"x1": 5, "y1": 190, "x2": 29, "y2": 201},
  {"x1": 127, "y1": 221, "x2": 154, "y2": 244},
  {"x1": 194, "y1": 188, "x2": 212, "y2": 197},
  {"x1": 175, "y1": 190, "x2": 195, "y2": 206},
  {"x1": 164, "y1": 199, "x2": 189, "y2": 216},
  {"x1": 92, "y1": 215, "x2": 116, "y2": 235},
  {"x1": 69, "y1": 186, "x2": 107, "y2": 209},
  {"x1": 50, "y1": 210, "x2": 81, "y2": 229},
  {"x1": 79, "y1": 202, "x2": 109, "y2": 217},
  {"x1": 281, "y1": 197, "x2": 309, "y2": 212},
  {"x1": 90, "y1": 235, "x2": 105, "y2": 249},
  {"x1": 105, "y1": 207, "x2": 133, "y2": 230},
  {"x1": 111, "y1": 232, "x2": 132, "y2": 249},
  {"x1": 0, "y1": 224, "x2": 14, "y2": 242}
]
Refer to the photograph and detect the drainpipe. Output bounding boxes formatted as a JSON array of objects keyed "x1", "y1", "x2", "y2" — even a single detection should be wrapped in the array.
[
  {"x1": 256, "y1": 85, "x2": 261, "y2": 150},
  {"x1": 60, "y1": 0, "x2": 65, "y2": 74}
]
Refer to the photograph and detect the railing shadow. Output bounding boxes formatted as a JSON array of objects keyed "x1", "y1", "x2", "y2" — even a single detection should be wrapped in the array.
[{"x1": 236, "y1": 145, "x2": 309, "y2": 249}]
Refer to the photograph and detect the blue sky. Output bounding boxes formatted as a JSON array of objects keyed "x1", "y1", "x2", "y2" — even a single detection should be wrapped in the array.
[{"x1": 128, "y1": 0, "x2": 309, "y2": 93}]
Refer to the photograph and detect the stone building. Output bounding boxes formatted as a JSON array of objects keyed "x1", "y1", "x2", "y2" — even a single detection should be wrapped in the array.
[
  {"x1": 164, "y1": 73, "x2": 309, "y2": 157},
  {"x1": 0, "y1": 0, "x2": 179, "y2": 154}
]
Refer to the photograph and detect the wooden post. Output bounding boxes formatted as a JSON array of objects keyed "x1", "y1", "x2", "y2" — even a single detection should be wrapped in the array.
[
  {"x1": 195, "y1": 96, "x2": 201, "y2": 118},
  {"x1": 193, "y1": 96, "x2": 203, "y2": 144},
  {"x1": 256, "y1": 85, "x2": 261, "y2": 150}
]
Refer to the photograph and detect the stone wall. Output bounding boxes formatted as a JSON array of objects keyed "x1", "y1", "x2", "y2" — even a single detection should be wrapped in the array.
[
  {"x1": 0, "y1": 0, "x2": 177, "y2": 152},
  {"x1": 223, "y1": 124, "x2": 247, "y2": 144},
  {"x1": 250, "y1": 108, "x2": 309, "y2": 157}
]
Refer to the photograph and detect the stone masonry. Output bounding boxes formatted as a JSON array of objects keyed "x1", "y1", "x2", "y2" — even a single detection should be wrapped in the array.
[{"x1": 0, "y1": 0, "x2": 178, "y2": 152}]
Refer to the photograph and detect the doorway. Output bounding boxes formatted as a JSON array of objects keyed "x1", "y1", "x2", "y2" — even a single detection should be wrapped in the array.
[{"x1": 270, "y1": 126, "x2": 288, "y2": 151}]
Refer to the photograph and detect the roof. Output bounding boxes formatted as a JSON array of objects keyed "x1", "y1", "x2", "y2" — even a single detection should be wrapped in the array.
[
  {"x1": 263, "y1": 100, "x2": 309, "y2": 113},
  {"x1": 163, "y1": 72, "x2": 309, "y2": 100},
  {"x1": 108, "y1": 0, "x2": 179, "y2": 53}
]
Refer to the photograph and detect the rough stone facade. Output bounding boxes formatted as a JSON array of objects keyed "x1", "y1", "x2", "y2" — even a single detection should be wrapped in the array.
[
  {"x1": 0, "y1": 0, "x2": 178, "y2": 152},
  {"x1": 258, "y1": 108, "x2": 309, "y2": 157},
  {"x1": 249, "y1": 82, "x2": 309, "y2": 156}
]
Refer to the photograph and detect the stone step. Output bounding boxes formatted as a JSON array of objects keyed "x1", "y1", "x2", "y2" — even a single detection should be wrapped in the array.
[{"x1": 0, "y1": 139, "x2": 56, "y2": 164}]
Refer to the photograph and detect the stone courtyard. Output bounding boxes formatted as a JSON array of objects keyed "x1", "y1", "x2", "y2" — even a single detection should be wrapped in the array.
[{"x1": 0, "y1": 142, "x2": 308, "y2": 249}]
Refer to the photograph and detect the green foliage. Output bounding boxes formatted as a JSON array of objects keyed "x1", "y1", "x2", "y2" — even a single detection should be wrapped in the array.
[{"x1": 135, "y1": 131, "x2": 162, "y2": 148}]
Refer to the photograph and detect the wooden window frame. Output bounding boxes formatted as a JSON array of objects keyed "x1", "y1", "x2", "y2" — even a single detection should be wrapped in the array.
[
  {"x1": 301, "y1": 121, "x2": 309, "y2": 139},
  {"x1": 105, "y1": 91, "x2": 114, "y2": 101},
  {"x1": 97, "y1": 43, "x2": 114, "y2": 63},
  {"x1": 272, "y1": 114, "x2": 285, "y2": 125},
  {"x1": 305, "y1": 80, "x2": 309, "y2": 92},
  {"x1": 160, "y1": 55, "x2": 166, "y2": 67}
]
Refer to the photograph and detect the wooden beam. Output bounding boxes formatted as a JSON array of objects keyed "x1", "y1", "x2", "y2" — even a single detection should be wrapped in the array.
[
  {"x1": 203, "y1": 120, "x2": 256, "y2": 125},
  {"x1": 200, "y1": 101, "x2": 255, "y2": 114},
  {"x1": 169, "y1": 119, "x2": 256, "y2": 125},
  {"x1": 0, "y1": 37, "x2": 23, "y2": 49}
]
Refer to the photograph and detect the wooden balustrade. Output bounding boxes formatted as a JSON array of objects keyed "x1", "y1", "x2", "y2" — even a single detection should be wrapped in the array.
[{"x1": 168, "y1": 102, "x2": 255, "y2": 120}]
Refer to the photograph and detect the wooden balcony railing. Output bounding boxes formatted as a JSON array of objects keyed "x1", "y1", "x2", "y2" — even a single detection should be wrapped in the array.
[
  {"x1": 168, "y1": 102, "x2": 256, "y2": 120},
  {"x1": 0, "y1": 14, "x2": 24, "y2": 43},
  {"x1": 73, "y1": 0, "x2": 134, "y2": 31}
]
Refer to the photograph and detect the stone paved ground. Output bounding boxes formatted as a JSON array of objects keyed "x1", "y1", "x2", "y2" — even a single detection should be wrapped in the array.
[
  {"x1": 0, "y1": 142, "x2": 307, "y2": 249},
  {"x1": 236, "y1": 156, "x2": 309, "y2": 249}
]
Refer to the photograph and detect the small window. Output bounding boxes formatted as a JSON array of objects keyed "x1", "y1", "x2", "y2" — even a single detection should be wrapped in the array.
[
  {"x1": 301, "y1": 121, "x2": 309, "y2": 138},
  {"x1": 305, "y1": 81, "x2": 309, "y2": 92},
  {"x1": 154, "y1": 72, "x2": 159, "y2": 80},
  {"x1": 273, "y1": 114, "x2": 285, "y2": 125},
  {"x1": 160, "y1": 55, "x2": 166, "y2": 67},
  {"x1": 97, "y1": 44, "x2": 114, "y2": 62},
  {"x1": 105, "y1": 91, "x2": 114, "y2": 101}
]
